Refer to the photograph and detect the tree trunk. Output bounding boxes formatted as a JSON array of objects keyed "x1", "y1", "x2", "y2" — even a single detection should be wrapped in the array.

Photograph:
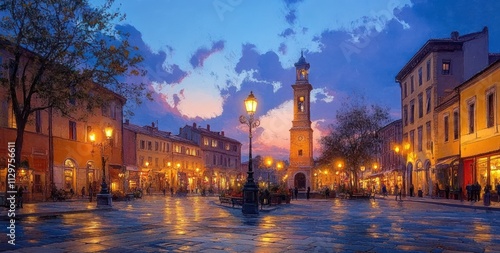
[
  {"x1": 3, "y1": 119, "x2": 27, "y2": 201},
  {"x1": 15, "y1": 122, "x2": 26, "y2": 169}
]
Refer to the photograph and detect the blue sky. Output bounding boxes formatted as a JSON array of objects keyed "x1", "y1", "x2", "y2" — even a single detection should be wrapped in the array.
[{"x1": 93, "y1": 0, "x2": 500, "y2": 161}]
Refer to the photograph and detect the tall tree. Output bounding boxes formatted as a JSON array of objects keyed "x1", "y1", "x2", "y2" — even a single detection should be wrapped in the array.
[
  {"x1": 319, "y1": 96, "x2": 390, "y2": 190},
  {"x1": 0, "y1": 0, "x2": 151, "y2": 169}
]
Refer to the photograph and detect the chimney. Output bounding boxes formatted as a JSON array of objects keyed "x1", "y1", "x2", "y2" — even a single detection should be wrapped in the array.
[
  {"x1": 221, "y1": 131, "x2": 224, "y2": 136},
  {"x1": 152, "y1": 122, "x2": 155, "y2": 128},
  {"x1": 125, "y1": 119, "x2": 129, "y2": 125},
  {"x1": 451, "y1": 31, "x2": 459, "y2": 40},
  {"x1": 193, "y1": 122, "x2": 197, "y2": 128},
  {"x1": 207, "y1": 124, "x2": 210, "y2": 131}
]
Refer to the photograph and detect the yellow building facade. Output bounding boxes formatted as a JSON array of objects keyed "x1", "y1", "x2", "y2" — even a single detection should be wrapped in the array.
[
  {"x1": 396, "y1": 28, "x2": 490, "y2": 196},
  {"x1": 434, "y1": 91, "x2": 461, "y2": 196},
  {"x1": 458, "y1": 60, "x2": 500, "y2": 198}
]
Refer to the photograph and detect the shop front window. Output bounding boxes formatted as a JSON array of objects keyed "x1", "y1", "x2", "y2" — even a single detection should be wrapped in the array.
[{"x1": 476, "y1": 157, "x2": 488, "y2": 194}]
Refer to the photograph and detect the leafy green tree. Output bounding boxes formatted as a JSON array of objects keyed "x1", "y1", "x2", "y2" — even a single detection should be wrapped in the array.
[
  {"x1": 0, "y1": 0, "x2": 151, "y2": 168},
  {"x1": 319, "y1": 96, "x2": 390, "y2": 191}
]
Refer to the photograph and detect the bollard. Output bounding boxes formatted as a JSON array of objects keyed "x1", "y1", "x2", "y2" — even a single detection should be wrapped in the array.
[{"x1": 483, "y1": 191, "x2": 491, "y2": 206}]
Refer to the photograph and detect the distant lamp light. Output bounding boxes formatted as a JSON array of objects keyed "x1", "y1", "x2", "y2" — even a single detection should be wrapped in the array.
[
  {"x1": 104, "y1": 125, "x2": 113, "y2": 139},
  {"x1": 394, "y1": 146, "x2": 400, "y2": 153},
  {"x1": 404, "y1": 143, "x2": 410, "y2": 151},
  {"x1": 266, "y1": 157, "x2": 273, "y2": 167},
  {"x1": 89, "y1": 132, "x2": 96, "y2": 143},
  {"x1": 277, "y1": 162, "x2": 283, "y2": 170}
]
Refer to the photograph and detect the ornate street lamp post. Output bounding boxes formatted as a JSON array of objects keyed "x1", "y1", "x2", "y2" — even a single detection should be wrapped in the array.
[
  {"x1": 89, "y1": 124, "x2": 114, "y2": 207},
  {"x1": 240, "y1": 91, "x2": 260, "y2": 215},
  {"x1": 360, "y1": 166, "x2": 366, "y2": 190},
  {"x1": 395, "y1": 143, "x2": 410, "y2": 196}
]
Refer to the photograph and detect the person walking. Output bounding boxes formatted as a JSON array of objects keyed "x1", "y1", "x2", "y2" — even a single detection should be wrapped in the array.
[
  {"x1": 81, "y1": 186, "x2": 85, "y2": 199},
  {"x1": 410, "y1": 184, "x2": 414, "y2": 197},
  {"x1": 435, "y1": 183, "x2": 440, "y2": 198},
  {"x1": 16, "y1": 185, "x2": 24, "y2": 208},
  {"x1": 382, "y1": 184, "x2": 387, "y2": 197},
  {"x1": 395, "y1": 184, "x2": 402, "y2": 201},
  {"x1": 89, "y1": 183, "x2": 93, "y2": 202},
  {"x1": 294, "y1": 187, "x2": 299, "y2": 200},
  {"x1": 475, "y1": 182, "x2": 482, "y2": 201},
  {"x1": 306, "y1": 187, "x2": 310, "y2": 200},
  {"x1": 466, "y1": 183, "x2": 472, "y2": 201},
  {"x1": 496, "y1": 182, "x2": 500, "y2": 202}
]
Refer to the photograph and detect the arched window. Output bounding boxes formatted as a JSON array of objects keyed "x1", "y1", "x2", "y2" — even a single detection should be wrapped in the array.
[
  {"x1": 64, "y1": 159, "x2": 77, "y2": 191},
  {"x1": 298, "y1": 96, "x2": 305, "y2": 112}
]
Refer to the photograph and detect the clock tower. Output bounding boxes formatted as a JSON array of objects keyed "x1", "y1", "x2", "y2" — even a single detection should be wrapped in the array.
[{"x1": 289, "y1": 52, "x2": 314, "y2": 191}]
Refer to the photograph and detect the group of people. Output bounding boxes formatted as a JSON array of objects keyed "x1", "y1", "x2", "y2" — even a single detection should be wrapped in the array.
[
  {"x1": 287, "y1": 186, "x2": 311, "y2": 200},
  {"x1": 465, "y1": 182, "x2": 482, "y2": 202}
]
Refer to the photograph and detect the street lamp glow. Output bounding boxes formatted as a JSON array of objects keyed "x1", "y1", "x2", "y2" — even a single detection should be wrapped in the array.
[{"x1": 244, "y1": 91, "x2": 258, "y2": 115}]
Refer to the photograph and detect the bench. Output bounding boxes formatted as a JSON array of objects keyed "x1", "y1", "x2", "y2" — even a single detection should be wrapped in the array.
[
  {"x1": 231, "y1": 197, "x2": 243, "y2": 207},
  {"x1": 349, "y1": 193, "x2": 373, "y2": 200},
  {"x1": 219, "y1": 196, "x2": 232, "y2": 205},
  {"x1": 219, "y1": 196, "x2": 243, "y2": 207},
  {"x1": 126, "y1": 193, "x2": 135, "y2": 201}
]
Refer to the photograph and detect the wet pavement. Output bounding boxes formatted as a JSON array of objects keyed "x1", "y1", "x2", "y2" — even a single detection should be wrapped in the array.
[{"x1": 1, "y1": 195, "x2": 499, "y2": 252}]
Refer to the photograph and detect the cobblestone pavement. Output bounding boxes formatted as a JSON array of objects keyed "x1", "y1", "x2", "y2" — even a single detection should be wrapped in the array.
[{"x1": 1, "y1": 195, "x2": 499, "y2": 252}]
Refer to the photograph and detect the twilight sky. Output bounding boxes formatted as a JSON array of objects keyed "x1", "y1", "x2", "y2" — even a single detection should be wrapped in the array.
[{"x1": 92, "y1": 0, "x2": 500, "y2": 161}]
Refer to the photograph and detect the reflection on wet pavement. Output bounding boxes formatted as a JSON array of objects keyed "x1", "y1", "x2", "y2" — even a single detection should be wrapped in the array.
[{"x1": 2, "y1": 196, "x2": 500, "y2": 252}]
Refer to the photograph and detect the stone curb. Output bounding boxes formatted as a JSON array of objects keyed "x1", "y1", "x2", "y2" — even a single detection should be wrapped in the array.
[{"x1": 0, "y1": 207, "x2": 116, "y2": 221}]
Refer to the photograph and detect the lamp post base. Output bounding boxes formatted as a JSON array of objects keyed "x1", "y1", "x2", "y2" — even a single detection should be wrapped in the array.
[
  {"x1": 242, "y1": 181, "x2": 259, "y2": 215},
  {"x1": 96, "y1": 193, "x2": 113, "y2": 208}
]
